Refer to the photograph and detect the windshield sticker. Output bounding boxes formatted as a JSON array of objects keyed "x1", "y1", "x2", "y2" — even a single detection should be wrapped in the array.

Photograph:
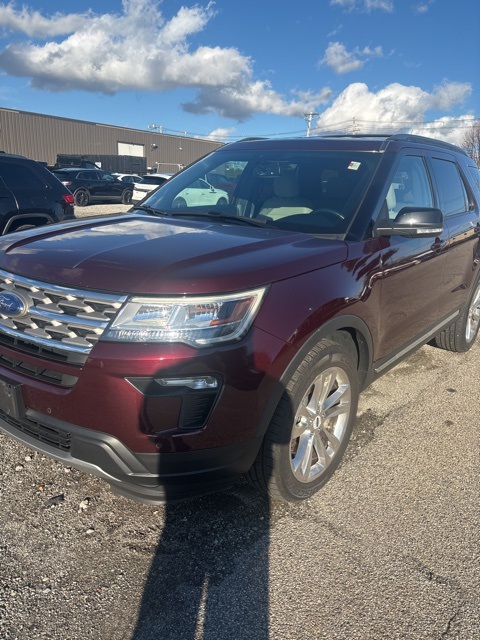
[{"x1": 348, "y1": 161, "x2": 361, "y2": 171}]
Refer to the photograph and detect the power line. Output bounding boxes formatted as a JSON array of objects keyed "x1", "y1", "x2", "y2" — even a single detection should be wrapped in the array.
[{"x1": 147, "y1": 116, "x2": 480, "y2": 143}]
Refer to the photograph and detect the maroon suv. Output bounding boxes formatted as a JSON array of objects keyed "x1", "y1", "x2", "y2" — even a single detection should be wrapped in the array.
[{"x1": 0, "y1": 134, "x2": 479, "y2": 504}]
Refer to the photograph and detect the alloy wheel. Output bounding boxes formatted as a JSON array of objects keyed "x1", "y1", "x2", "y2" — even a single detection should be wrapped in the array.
[
  {"x1": 290, "y1": 366, "x2": 352, "y2": 483},
  {"x1": 466, "y1": 283, "x2": 480, "y2": 343}
]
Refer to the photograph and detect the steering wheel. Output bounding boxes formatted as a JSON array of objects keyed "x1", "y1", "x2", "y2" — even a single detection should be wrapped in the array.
[{"x1": 311, "y1": 208, "x2": 345, "y2": 226}]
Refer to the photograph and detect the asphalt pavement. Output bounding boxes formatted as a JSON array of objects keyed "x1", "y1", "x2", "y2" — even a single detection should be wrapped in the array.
[{"x1": 0, "y1": 203, "x2": 478, "y2": 640}]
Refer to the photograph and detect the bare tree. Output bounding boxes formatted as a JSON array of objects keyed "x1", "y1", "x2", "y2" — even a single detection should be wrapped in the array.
[{"x1": 461, "y1": 121, "x2": 480, "y2": 168}]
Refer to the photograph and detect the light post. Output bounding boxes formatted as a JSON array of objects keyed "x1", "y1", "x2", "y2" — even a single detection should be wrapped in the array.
[{"x1": 304, "y1": 112, "x2": 319, "y2": 138}]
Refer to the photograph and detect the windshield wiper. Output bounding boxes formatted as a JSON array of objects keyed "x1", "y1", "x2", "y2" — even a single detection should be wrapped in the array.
[
  {"x1": 134, "y1": 206, "x2": 270, "y2": 227},
  {"x1": 132, "y1": 205, "x2": 168, "y2": 216},
  {"x1": 168, "y1": 210, "x2": 268, "y2": 227}
]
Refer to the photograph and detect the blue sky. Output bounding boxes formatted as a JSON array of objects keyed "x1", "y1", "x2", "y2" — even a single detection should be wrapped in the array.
[{"x1": 0, "y1": 0, "x2": 478, "y2": 145}]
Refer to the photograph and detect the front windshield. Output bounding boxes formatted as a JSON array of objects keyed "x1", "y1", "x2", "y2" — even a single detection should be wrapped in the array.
[{"x1": 139, "y1": 148, "x2": 380, "y2": 235}]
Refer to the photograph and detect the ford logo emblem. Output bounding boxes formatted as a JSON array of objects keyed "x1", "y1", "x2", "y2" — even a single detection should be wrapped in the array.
[{"x1": 0, "y1": 292, "x2": 28, "y2": 318}]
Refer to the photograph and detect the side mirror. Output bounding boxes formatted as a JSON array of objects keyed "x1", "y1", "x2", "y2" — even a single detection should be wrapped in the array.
[{"x1": 375, "y1": 207, "x2": 444, "y2": 238}]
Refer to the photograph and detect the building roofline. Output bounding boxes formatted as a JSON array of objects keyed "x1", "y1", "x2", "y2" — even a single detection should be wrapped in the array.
[{"x1": 0, "y1": 106, "x2": 221, "y2": 146}]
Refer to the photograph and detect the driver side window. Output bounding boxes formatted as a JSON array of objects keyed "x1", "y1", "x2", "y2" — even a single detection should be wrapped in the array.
[{"x1": 385, "y1": 156, "x2": 433, "y2": 219}]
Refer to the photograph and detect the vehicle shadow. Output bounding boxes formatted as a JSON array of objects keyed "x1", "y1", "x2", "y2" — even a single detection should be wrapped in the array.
[
  {"x1": 128, "y1": 361, "x2": 283, "y2": 639},
  {"x1": 129, "y1": 483, "x2": 271, "y2": 640}
]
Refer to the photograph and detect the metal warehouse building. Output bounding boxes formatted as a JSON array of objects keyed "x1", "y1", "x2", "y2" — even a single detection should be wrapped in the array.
[{"x1": 0, "y1": 106, "x2": 223, "y2": 173}]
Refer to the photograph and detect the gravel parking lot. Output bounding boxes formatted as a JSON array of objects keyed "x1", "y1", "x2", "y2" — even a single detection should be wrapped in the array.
[
  {"x1": 73, "y1": 202, "x2": 133, "y2": 218},
  {"x1": 0, "y1": 204, "x2": 479, "y2": 640}
]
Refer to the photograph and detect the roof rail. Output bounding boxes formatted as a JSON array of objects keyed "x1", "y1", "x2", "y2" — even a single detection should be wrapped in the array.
[
  {"x1": 319, "y1": 133, "x2": 392, "y2": 139},
  {"x1": 319, "y1": 132, "x2": 467, "y2": 156},
  {"x1": 384, "y1": 133, "x2": 468, "y2": 155}
]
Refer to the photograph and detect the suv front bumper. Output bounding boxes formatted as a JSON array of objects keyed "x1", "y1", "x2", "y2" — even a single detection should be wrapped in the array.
[{"x1": 0, "y1": 408, "x2": 263, "y2": 503}]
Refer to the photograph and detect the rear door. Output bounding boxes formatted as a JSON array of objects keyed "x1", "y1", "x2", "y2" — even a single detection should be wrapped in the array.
[
  {"x1": 0, "y1": 174, "x2": 16, "y2": 222},
  {"x1": 78, "y1": 170, "x2": 104, "y2": 199},
  {"x1": 97, "y1": 172, "x2": 124, "y2": 200},
  {"x1": 0, "y1": 159, "x2": 50, "y2": 224}
]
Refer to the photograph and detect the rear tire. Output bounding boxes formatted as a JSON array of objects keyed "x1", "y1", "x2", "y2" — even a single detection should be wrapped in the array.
[
  {"x1": 431, "y1": 277, "x2": 480, "y2": 352},
  {"x1": 247, "y1": 333, "x2": 359, "y2": 502},
  {"x1": 74, "y1": 189, "x2": 90, "y2": 207},
  {"x1": 121, "y1": 189, "x2": 133, "y2": 205}
]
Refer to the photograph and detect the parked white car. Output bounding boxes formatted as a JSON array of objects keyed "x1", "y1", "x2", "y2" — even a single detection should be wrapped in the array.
[
  {"x1": 173, "y1": 178, "x2": 229, "y2": 208},
  {"x1": 111, "y1": 173, "x2": 142, "y2": 184},
  {"x1": 132, "y1": 173, "x2": 173, "y2": 202}
]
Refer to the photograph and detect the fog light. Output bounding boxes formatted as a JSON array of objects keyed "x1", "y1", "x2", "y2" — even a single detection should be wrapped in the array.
[{"x1": 155, "y1": 376, "x2": 218, "y2": 390}]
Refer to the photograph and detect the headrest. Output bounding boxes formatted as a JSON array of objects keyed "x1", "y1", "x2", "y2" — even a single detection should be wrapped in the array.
[{"x1": 273, "y1": 173, "x2": 299, "y2": 198}]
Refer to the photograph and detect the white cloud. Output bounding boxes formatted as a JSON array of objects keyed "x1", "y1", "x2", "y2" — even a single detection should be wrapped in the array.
[
  {"x1": 182, "y1": 82, "x2": 332, "y2": 122},
  {"x1": 414, "y1": 1, "x2": 435, "y2": 14},
  {"x1": 0, "y1": 0, "x2": 325, "y2": 121},
  {"x1": 327, "y1": 24, "x2": 344, "y2": 37},
  {"x1": 330, "y1": 0, "x2": 356, "y2": 8},
  {"x1": 364, "y1": 0, "x2": 394, "y2": 11},
  {"x1": 320, "y1": 42, "x2": 383, "y2": 74},
  {"x1": 330, "y1": 0, "x2": 393, "y2": 12},
  {"x1": 0, "y1": 3, "x2": 92, "y2": 37},
  {"x1": 203, "y1": 127, "x2": 237, "y2": 142},
  {"x1": 410, "y1": 115, "x2": 476, "y2": 146},
  {"x1": 0, "y1": 1, "x2": 249, "y2": 93},
  {"x1": 312, "y1": 82, "x2": 473, "y2": 144},
  {"x1": 428, "y1": 81, "x2": 472, "y2": 111}
]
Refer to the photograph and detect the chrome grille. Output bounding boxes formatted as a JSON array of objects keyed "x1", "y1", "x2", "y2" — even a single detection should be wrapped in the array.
[{"x1": 0, "y1": 269, "x2": 127, "y2": 356}]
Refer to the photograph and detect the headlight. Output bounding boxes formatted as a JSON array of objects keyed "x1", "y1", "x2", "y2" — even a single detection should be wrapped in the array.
[{"x1": 102, "y1": 287, "x2": 267, "y2": 347}]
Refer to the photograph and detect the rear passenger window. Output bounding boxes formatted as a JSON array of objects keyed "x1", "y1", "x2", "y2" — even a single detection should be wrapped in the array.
[
  {"x1": 431, "y1": 158, "x2": 468, "y2": 216},
  {"x1": 467, "y1": 166, "x2": 480, "y2": 199},
  {"x1": 0, "y1": 163, "x2": 48, "y2": 189}
]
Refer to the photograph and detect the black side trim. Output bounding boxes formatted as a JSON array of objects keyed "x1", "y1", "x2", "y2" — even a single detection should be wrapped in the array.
[{"x1": 372, "y1": 309, "x2": 460, "y2": 377}]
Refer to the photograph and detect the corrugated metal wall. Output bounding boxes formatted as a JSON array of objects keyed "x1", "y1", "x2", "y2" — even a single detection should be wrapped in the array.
[{"x1": 0, "y1": 107, "x2": 223, "y2": 171}]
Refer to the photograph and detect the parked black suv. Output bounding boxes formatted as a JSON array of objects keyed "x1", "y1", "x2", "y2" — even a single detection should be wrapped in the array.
[
  {"x1": 51, "y1": 167, "x2": 133, "y2": 206},
  {"x1": 0, "y1": 134, "x2": 478, "y2": 505},
  {"x1": 0, "y1": 152, "x2": 75, "y2": 233}
]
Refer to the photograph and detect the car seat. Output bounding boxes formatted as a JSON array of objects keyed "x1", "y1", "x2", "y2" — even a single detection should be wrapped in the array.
[{"x1": 259, "y1": 172, "x2": 313, "y2": 220}]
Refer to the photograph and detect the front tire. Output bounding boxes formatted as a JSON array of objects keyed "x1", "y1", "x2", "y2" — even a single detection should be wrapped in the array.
[
  {"x1": 173, "y1": 197, "x2": 187, "y2": 209},
  {"x1": 248, "y1": 333, "x2": 359, "y2": 502},
  {"x1": 431, "y1": 277, "x2": 480, "y2": 352}
]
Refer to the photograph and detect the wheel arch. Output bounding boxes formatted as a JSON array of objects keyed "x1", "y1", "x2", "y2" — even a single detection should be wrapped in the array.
[
  {"x1": 255, "y1": 315, "x2": 373, "y2": 440},
  {"x1": 3, "y1": 213, "x2": 55, "y2": 234}
]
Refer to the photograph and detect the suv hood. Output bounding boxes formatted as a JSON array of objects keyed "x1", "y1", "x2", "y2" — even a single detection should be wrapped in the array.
[{"x1": 0, "y1": 214, "x2": 347, "y2": 294}]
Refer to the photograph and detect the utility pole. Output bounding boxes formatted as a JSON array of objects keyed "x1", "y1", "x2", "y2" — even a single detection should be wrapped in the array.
[{"x1": 304, "y1": 112, "x2": 319, "y2": 138}]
